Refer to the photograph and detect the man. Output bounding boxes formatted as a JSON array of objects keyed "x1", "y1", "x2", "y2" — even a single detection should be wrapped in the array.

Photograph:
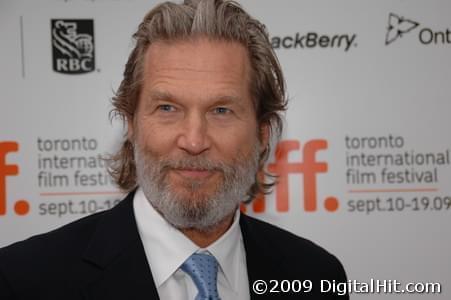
[{"x1": 0, "y1": 0, "x2": 348, "y2": 299}]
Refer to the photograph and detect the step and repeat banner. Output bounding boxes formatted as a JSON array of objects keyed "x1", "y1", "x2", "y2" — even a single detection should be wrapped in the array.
[{"x1": 1, "y1": 0, "x2": 450, "y2": 298}]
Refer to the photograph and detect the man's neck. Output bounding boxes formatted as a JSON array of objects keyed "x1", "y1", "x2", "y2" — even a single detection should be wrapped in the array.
[{"x1": 180, "y1": 213, "x2": 235, "y2": 248}]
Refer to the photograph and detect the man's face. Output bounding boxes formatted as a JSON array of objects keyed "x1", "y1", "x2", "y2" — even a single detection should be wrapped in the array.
[{"x1": 129, "y1": 38, "x2": 265, "y2": 230}]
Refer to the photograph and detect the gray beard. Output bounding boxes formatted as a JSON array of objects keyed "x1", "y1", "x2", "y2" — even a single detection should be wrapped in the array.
[{"x1": 134, "y1": 144, "x2": 259, "y2": 232}]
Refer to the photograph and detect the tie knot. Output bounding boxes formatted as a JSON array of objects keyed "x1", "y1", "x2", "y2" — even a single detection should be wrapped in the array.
[{"x1": 181, "y1": 253, "x2": 220, "y2": 300}]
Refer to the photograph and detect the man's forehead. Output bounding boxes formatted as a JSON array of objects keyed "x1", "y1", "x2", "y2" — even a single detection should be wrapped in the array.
[
  {"x1": 144, "y1": 38, "x2": 251, "y2": 75},
  {"x1": 140, "y1": 38, "x2": 253, "y2": 102}
]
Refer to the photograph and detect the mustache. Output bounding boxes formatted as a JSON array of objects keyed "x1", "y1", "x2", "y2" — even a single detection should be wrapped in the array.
[{"x1": 155, "y1": 156, "x2": 233, "y2": 173}]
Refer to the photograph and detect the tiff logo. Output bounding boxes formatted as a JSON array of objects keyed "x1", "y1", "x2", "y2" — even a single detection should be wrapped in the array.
[
  {"x1": 51, "y1": 19, "x2": 95, "y2": 74},
  {"x1": 0, "y1": 142, "x2": 29, "y2": 216},
  {"x1": 243, "y1": 140, "x2": 339, "y2": 213}
]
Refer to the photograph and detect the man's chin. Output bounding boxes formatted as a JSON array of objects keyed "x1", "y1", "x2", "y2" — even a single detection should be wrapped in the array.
[
  {"x1": 169, "y1": 170, "x2": 222, "y2": 188},
  {"x1": 168, "y1": 186, "x2": 219, "y2": 202},
  {"x1": 167, "y1": 173, "x2": 223, "y2": 196},
  {"x1": 166, "y1": 203, "x2": 237, "y2": 233},
  {"x1": 147, "y1": 188, "x2": 236, "y2": 231}
]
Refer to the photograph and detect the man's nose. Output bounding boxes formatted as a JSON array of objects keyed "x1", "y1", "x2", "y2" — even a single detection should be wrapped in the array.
[{"x1": 176, "y1": 112, "x2": 211, "y2": 155}]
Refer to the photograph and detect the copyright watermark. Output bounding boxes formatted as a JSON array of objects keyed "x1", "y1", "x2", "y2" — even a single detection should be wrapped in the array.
[
  {"x1": 252, "y1": 279, "x2": 442, "y2": 295},
  {"x1": 323, "y1": 279, "x2": 441, "y2": 295},
  {"x1": 252, "y1": 280, "x2": 267, "y2": 295},
  {"x1": 252, "y1": 279, "x2": 313, "y2": 294}
]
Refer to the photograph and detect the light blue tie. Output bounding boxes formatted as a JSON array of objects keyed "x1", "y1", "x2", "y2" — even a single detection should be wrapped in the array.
[{"x1": 181, "y1": 253, "x2": 221, "y2": 300}]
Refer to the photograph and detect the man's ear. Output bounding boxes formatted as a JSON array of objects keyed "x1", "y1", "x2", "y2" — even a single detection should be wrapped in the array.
[
  {"x1": 259, "y1": 123, "x2": 270, "y2": 154},
  {"x1": 127, "y1": 117, "x2": 134, "y2": 141}
]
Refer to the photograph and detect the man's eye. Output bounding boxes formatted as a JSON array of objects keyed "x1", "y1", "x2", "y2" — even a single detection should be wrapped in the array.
[
  {"x1": 158, "y1": 104, "x2": 176, "y2": 112},
  {"x1": 213, "y1": 107, "x2": 231, "y2": 114}
]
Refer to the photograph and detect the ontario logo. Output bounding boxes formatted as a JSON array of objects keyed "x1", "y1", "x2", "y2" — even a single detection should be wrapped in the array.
[
  {"x1": 385, "y1": 13, "x2": 451, "y2": 46},
  {"x1": 243, "y1": 139, "x2": 340, "y2": 214},
  {"x1": 51, "y1": 19, "x2": 95, "y2": 74},
  {"x1": 0, "y1": 142, "x2": 29, "y2": 216},
  {"x1": 385, "y1": 13, "x2": 419, "y2": 45}
]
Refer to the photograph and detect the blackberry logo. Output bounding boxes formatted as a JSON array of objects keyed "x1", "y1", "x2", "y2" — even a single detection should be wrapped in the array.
[
  {"x1": 385, "y1": 13, "x2": 419, "y2": 45},
  {"x1": 272, "y1": 32, "x2": 357, "y2": 52},
  {"x1": 51, "y1": 19, "x2": 95, "y2": 74}
]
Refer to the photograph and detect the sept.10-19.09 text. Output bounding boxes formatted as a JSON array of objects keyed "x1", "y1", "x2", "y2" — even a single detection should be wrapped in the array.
[{"x1": 347, "y1": 195, "x2": 451, "y2": 214}]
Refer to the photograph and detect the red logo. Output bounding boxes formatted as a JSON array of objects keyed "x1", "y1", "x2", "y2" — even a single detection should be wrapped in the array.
[
  {"x1": 243, "y1": 139, "x2": 339, "y2": 213},
  {"x1": 0, "y1": 142, "x2": 29, "y2": 216}
]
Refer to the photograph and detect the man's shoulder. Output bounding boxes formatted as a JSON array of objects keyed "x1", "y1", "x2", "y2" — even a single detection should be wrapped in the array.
[
  {"x1": 241, "y1": 214, "x2": 349, "y2": 298},
  {"x1": 0, "y1": 193, "x2": 156, "y2": 299},
  {"x1": 241, "y1": 213, "x2": 332, "y2": 254},
  {"x1": 240, "y1": 213, "x2": 345, "y2": 274},
  {"x1": 0, "y1": 207, "x2": 108, "y2": 267},
  {"x1": 0, "y1": 208, "x2": 112, "y2": 297},
  {"x1": 0, "y1": 194, "x2": 135, "y2": 276},
  {"x1": 0, "y1": 193, "x2": 134, "y2": 261}
]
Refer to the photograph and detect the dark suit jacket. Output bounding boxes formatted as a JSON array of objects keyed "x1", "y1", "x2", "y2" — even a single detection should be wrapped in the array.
[{"x1": 0, "y1": 192, "x2": 348, "y2": 299}]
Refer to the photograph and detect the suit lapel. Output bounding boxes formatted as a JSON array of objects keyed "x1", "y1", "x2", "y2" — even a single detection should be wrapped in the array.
[
  {"x1": 81, "y1": 192, "x2": 159, "y2": 300},
  {"x1": 240, "y1": 214, "x2": 285, "y2": 299}
]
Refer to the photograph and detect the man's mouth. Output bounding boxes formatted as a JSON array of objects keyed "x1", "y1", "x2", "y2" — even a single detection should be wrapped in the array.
[{"x1": 173, "y1": 168, "x2": 215, "y2": 179}]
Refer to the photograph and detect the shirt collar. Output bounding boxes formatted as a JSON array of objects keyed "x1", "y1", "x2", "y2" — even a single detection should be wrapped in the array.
[
  {"x1": 202, "y1": 205, "x2": 242, "y2": 293},
  {"x1": 133, "y1": 187, "x2": 242, "y2": 293}
]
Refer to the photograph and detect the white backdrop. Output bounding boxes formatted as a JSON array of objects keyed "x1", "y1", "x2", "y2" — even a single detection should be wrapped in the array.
[{"x1": 1, "y1": 0, "x2": 450, "y2": 298}]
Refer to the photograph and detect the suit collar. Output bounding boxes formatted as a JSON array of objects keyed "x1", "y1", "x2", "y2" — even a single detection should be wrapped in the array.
[{"x1": 81, "y1": 190, "x2": 159, "y2": 299}]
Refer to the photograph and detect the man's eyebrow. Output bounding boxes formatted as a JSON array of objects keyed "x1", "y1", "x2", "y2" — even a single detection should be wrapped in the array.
[
  {"x1": 147, "y1": 90, "x2": 245, "y2": 108},
  {"x1": 147, "y1": 90, "x2": 174, "y2": 101},
  {"x1": 210, "y1": 95, "x2": 242, "y2": 105}
]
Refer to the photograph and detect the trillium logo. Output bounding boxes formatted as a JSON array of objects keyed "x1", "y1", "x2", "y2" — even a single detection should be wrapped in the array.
[
  {"x1": 385, "y1": 13, "x2": 419, "y2": 45},
  {"x1": 385, "y1": 13, "x2": 451, "y2": 46}
]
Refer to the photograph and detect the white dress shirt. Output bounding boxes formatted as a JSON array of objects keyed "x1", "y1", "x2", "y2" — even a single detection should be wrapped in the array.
[{"x1": 133, "y1": 188, "x2": 250, "y2": 300}]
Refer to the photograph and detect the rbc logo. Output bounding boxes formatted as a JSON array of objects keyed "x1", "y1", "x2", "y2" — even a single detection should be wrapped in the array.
[
  {"x1": 51, "y1": 19, "x2": 95, "y2": 74},
  {"x1": 0, "y1": 142, "x2": 29, "y2": 216},
  {"x1": 243, "y1": 139, "x2": 339, "y2": 213}
]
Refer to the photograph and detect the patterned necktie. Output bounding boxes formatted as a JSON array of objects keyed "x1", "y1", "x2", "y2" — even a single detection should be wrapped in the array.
[{"x1": 181, "y1": 253, "x2": 221, "y2": 300}]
